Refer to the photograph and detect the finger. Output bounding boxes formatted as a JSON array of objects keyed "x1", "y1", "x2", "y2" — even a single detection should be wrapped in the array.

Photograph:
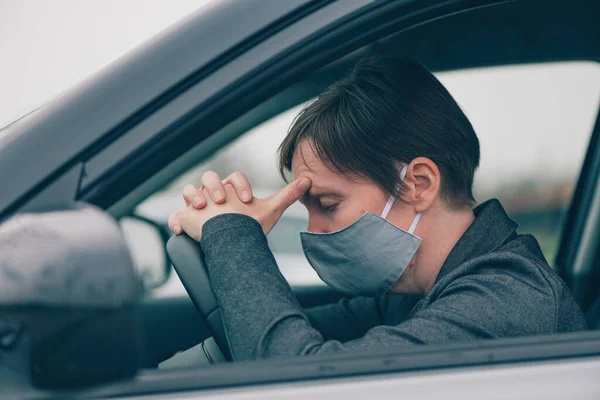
[
  {"x1": 201, "y1": 171, "x2": 226, "y2": 204},
  {"x1": 202, "y1": 187, "x2": 214, "y2": 204},
  {"x1": 268, "y1": 178, "x2": 311, "y2": 214},
  {"x1": 223, "y1": 183, "x2": 237, "y2": 198},
  {"x1": 168, "y1": 210, "x2": 182, "y2": 234},
  {"x1": 223, "y1": 171, "x2": 253, "y2": 202},
  {"x1": 183, "y1": 184, "x2": 206, "y2": 209},
  {"x1": 176, "y1": 207, "x2": 202, "y2": 242}
]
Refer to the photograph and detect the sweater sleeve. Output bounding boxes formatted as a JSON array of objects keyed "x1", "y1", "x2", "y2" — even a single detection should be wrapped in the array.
[
  {"x1": 305, "y1": 296, "x2": 384, "y2": 342},
  {"x1": 200, "y1": 213, "x2": 320, "y2": 360},
  {"x1": 200, "y1": 213, "x2": 564, "y2": 360}
]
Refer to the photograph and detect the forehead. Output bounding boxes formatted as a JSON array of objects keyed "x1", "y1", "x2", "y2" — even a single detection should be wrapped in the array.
[{"x1": 291, "y1": 140, "x2": 337, "y2": 181}]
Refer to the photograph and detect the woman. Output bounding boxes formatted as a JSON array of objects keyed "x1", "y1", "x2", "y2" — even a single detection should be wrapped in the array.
[{"x1": 168, "y1": 54, "x2": 586, "y2": 361}]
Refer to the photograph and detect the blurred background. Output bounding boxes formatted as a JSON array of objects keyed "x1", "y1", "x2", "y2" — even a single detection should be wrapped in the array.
[{"x1": 2, "y1": 1, "x2": 599, "y2": 294}]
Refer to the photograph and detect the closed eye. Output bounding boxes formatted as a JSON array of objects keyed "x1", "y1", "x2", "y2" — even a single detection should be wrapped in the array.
[{"x1": 321, "y1": 203, "x2": 338, "y2": 213}]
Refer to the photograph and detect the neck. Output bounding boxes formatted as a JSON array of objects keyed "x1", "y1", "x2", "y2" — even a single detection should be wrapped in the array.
[{"x1": 392, "y1": 201, "x2": 475, "y2": 296}]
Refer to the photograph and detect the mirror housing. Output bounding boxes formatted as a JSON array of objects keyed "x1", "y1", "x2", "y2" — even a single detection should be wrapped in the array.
[{"x1": 0, "y1": 206, "x2": 141, "y2": 391}]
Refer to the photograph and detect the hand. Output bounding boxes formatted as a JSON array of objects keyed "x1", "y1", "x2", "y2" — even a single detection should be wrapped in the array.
[
  {"x1": 169, "y1": 171, "x2": 254, "y2": 235},
  {"x1": 184, "y1": 171, "x2": 254, "y2": 209},
  {"x1": 169, "y1": 177, "x2": 311, "y2": 242}
]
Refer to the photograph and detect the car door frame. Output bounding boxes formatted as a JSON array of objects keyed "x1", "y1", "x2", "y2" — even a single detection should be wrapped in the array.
[
  {"x1": 83, "y1": 0, "x2": 600, "y2": 388},
  {"x1": 79, "y1": 0, "x2": 600, "y2": 396},
  {"x1": 47, "y1": 330, "x2": 600, "y2": 399},
  {"x1": 7, "y1": 0, "x2": 600, "y2": 397},
  {"x1": 556, "y1": 104, "x2": 600, "y2": 309}
]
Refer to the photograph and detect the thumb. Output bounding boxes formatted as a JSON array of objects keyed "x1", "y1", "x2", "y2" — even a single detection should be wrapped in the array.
[{"x1": 268, "y1": 178, "x2": 311, "y2": 214}]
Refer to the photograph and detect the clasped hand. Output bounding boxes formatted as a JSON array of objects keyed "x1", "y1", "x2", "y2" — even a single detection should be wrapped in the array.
[{"x1": 168, "y1": 171, "x2": 311, "y2": 242}]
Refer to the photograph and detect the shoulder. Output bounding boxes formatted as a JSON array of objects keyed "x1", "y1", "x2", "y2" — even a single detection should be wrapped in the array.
[
  {"x1": 429, "y1": 235, "x2": 585, "y2": 332},
  {"x1": 436, "y1": 242, "x2": 563, "y2": 299},
  {"x1": 437, "y1": 232, "x2": 565, "y2": 292}
]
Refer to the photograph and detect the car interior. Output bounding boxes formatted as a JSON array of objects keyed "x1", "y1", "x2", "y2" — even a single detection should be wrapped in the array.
[{"x1": 96, "y1": 0, "x2": 600, "y2": 370}]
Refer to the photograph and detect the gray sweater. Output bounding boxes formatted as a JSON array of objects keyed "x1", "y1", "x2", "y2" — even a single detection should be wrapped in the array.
[{"x1": 200, "y1": 199, "x2": 587, "y2": 361}]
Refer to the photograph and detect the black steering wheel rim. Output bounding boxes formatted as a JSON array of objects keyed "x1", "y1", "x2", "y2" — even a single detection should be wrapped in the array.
[{"x1": 166, "y1": 234, "x2": 232, "y2": 361}]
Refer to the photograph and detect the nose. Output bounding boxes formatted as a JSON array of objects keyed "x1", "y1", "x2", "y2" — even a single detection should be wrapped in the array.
[{"x1": 307, "y1": 213, "x2": 330, "y2": 233}]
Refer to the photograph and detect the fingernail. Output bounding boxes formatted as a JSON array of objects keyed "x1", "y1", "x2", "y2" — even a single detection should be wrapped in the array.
[
  {"x1": 242, "y1": 190, "x2": 251, "y2": 202},
  {"x1": 297, "y1": 178, "x2": 311, "y2": 190},
  {"x1": 193, "y1": 196, "x2": 202, "y2": 207},
  {"x1": 173, "y1": 224, "x2": 180, "y2": 233},
  {"x1": 214, "y1": 190, "x2": 224, "y2": 201}
]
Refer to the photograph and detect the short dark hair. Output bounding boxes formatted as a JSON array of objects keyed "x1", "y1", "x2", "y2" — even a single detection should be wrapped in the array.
[{"x1": 278, "y1": 53, "x2": 480, "y2": 208}]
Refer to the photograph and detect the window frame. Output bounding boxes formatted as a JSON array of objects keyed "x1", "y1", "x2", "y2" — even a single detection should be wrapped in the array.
[
  {"x1": 54, "y1": 331, "x2": 600, "y2": 398},
  {"x1": 15, "y1": 0, "x2": 600, "y2": 396}
]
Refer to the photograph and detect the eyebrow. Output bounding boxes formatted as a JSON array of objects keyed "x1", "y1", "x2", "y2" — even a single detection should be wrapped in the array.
[{"x1": 301, "y1": 186, "x2": 343, "y2": 203}]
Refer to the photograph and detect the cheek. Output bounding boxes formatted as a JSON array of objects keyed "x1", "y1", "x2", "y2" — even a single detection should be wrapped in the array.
[
  {"x1": 306, "y1": 211, "x2": 331, "y2": 233},
  {"x1": 330, "y1": 200, "x2": 370, "y2": 231},
  {"x1": 306, "y1": 203, "x2": 365, "y2": 233}
]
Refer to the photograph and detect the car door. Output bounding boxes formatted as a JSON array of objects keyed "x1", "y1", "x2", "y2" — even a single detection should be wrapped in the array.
[
  {"x1": 133, "y1": 58, "x2": 600, "y2": 368},
  {"x1": 97, "y1": 0, "x2": 600, "y2": 397},
  {"x1": 4, "y1": 0, "x2": 600, "y2": 398}
]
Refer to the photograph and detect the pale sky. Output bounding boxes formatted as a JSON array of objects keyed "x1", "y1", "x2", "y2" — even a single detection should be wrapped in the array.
[
  {"x1": 2, "y1": 1, "x2": 600, "y2": 199},
  {"x1": 0, "y1": 0, "x2": 210, "y2": 128}
]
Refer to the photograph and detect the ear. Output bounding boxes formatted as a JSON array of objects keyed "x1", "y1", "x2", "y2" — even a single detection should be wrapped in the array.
[{"x1": 403, "y1": 157, "x2": 441, "y2": 213}]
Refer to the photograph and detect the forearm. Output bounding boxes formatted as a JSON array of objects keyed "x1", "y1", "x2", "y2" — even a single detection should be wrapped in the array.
[
  {"x1": 201, "y1": 214, "x2": 468, "y2": 359},
  {"x1": 305, "y1": 297, "x2": 384, "y2": 342},
  {"x1": 200, "y1": 213, "x2": 323, "y2": 360}
]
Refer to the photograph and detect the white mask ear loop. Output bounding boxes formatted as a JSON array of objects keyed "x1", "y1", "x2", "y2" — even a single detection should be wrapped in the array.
[
  {"x1": 380, "y1": 195, "x2": 395, "y2": 219},
  {"x1": 381, "y1": 165, "x2": 422, "y2": 235},
  {"x1": 408, "y1": 212, "x2": 422, "y2": 235},
  {"x1": 380, "y1": 165, "x2": 408, "y2": 220}
]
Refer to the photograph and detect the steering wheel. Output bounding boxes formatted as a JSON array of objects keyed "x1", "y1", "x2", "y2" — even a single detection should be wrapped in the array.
[{"x1": 166, "y1": 234, "x2": 232, "y2": 361}]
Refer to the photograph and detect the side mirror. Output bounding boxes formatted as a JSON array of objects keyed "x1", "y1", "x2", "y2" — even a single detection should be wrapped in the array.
[
  {"x1": 119, "y1": 216, "x2": 169, "y2": 292},
  {"x1": 0, "y1": 206, "x2": 141, "y2": 392}
]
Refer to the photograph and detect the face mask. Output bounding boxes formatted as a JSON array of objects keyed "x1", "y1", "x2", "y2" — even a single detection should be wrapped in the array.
[{"x1": 300, "y1": 166, "x2": 422, "y2": 297}]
